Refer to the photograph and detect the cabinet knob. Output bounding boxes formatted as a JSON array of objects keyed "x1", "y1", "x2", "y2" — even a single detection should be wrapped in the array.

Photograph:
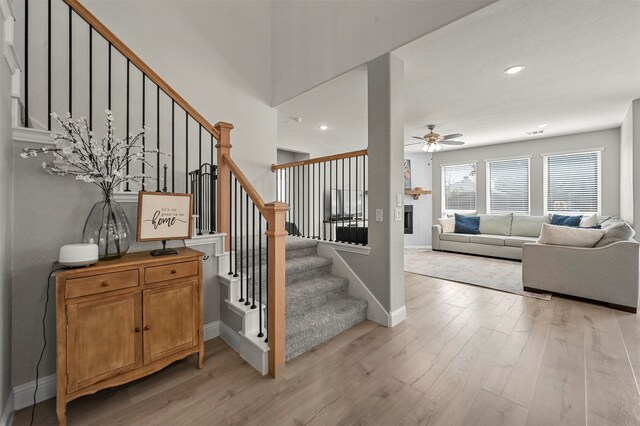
[
  {"x1": 170, "y1": 269, "x2": 177, "y2": 274},
  {"x1": 101, "y1": 281, "x2": 109, "y2": 287},
  {"x1": 134, "y1": 327, "x2": 141, "y2": 333},
  {"x1": 144, "y1": 325, "x2": 151, "y2": 331}
]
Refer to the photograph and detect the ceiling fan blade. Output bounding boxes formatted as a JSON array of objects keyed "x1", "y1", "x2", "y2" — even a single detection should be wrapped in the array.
[
  {"x1": 411, "y1": 136, "x2": 427, "y2": 141},
  {"x1": 439, "y1": 140, "x2": 465, "y2": 146},
  {"x1": 442, "y1": 133, "x2": 463, "y2": 140},
  {"x1": 404, "y1": 141, "x2": 424, "y2": 146}
]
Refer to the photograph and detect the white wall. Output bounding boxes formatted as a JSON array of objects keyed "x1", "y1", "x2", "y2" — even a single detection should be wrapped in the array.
[
  {"x1": 270, "y1": 0, "x2": 495, "y2": 106},
  {"x1": 0, "y1": 7, "x2": 14, "y2": 420},
  {"x1": 404, "y1": 152, "x2": 432, "y2": 246},
  {"x1": 11, "y1": 0, "x2": 278, "y2": 390},
  {"x1": 432, "y1": 128, "x2": 621, "y2": 227}
]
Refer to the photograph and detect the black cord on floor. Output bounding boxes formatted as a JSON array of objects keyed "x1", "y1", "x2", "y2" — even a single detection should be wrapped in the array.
[{"x1": 30, "y1": 266, "x2": 66, "y2": 426}]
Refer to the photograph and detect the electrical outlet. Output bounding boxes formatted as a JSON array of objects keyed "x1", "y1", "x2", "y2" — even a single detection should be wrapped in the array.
[
  {"x1": 376, "y1": 209, "x2": 383, "y2": 222},
  {"x1": 394, "y1": 208, "x2": 402, "y2": 221}
]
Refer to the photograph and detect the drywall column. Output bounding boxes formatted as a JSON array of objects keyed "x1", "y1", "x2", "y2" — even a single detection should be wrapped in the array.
[
  {"x1": 620, "y1": 99, "x2": 640, "y2": 232},
  {"x1": 340, "y1": 52, "x2": 406, "y2": 323}
]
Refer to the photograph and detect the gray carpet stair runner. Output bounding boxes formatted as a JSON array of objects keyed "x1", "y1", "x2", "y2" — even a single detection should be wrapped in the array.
[{"x1": 240, "y1": 237, "x2": 368, "y2": 361}]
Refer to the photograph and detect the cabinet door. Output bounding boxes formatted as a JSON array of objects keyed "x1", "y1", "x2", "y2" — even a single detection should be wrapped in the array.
[
  {"x1": 143, "y1": 279, "x2": 198, "y2": 364},
  {"x1": 67, "y1": 293, "x2": 142, "y2": 392}
]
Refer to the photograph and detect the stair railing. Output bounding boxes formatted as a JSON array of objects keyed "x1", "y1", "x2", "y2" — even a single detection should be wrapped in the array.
[
  {"x1": 216, "y1": 124, "x2": 288, "y2": 377},
  {"x1": 272, "y1": 149, "x2": 369, "y2": 245},
  {"x1": 22, "y1": 0, "x2": 220, "y2": 193}
]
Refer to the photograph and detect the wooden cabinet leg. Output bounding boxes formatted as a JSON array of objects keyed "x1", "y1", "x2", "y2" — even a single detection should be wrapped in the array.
[
  {"x1": 57, "y1": 397, "x2": 66, "y2": 426},
  {"x1": 197, "y1": 344, "x2": 204, "y2": 369}
]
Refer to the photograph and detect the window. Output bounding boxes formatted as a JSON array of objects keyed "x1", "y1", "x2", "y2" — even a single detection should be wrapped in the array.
[
  {"x1": 487, "y1": 158, "x2": 530, "y2": 215},
  {"x1": 543, "y1": 150, "x2": 601, "y2": 215},
  {"x1": 442, "y1": 163, "x2": 476, "y2": 214}
]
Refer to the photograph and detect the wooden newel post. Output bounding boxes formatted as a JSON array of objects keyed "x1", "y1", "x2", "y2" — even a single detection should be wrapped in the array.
[
  {"x1": 215, "y1": 122, "x2": 234, "y2": 252},
  {"x1": 264, "y1": 201, "x2": 289, "y2": 377}
]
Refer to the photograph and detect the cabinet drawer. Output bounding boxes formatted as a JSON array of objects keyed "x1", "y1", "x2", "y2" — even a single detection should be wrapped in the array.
[
  {"x1": 66, "y1": 270, "x2": 139, "y2": 299},
  {"x1": 145, "y1": 261, "x2": 198, "y2": 284}
]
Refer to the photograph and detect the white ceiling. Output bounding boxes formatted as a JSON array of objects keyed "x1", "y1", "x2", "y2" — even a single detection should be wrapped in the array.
[{"x1": 277, "y1": 0, "x2": 640, "y2": 155}]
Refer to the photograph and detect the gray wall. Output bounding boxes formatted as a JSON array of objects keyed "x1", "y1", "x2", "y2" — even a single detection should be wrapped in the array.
[
  {"x1": 432, "y1": 128, "x2": 621, "y2": 227},
  {"x1": 0, "y1": 13, "x2": 14, "y2": 419},
  {"x1": 620, "y1": 99, "x2": 640, "y2": 231},
  {"x1": 341, "y1": 53, "x2": 405, "y2": 313},
  {"x1": 404, "y1": 152, "x2": 432, "y2": 246}
]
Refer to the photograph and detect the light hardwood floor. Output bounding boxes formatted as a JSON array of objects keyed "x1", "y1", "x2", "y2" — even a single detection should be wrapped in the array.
[{"x1": 15, "y1": 272, "x2": 640, "y2": 425}]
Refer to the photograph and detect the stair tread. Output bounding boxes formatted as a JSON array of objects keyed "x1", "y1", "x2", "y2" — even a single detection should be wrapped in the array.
[
  {"x1": 285, "y1": 236, "x2": 318, "y2": 251},
  {"x1": 286, "y1": 255, "x2": 332, "y2": 275},
  {"x1": 286, "y1": 296, "x2": 367, "y2": 336},
  {"x1": 286, "y1": 275, "x2": 348, "y2": 299}
]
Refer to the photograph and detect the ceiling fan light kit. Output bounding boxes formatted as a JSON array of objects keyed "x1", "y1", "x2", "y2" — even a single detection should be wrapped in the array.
[{"x1": 408, "y1": 124, "x2": 465, "y2": 152}]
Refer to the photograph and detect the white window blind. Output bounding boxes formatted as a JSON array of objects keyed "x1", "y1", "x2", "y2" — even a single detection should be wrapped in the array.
[
  {"x1": 487, "y1": 158, "x2": 530, "y2": 215},
  {"x1": 442, "y1": 163, "x2": 476, "y2": 213},
  {"x1": 543, "y1": 150, "x2": 601, "y2": 214}
]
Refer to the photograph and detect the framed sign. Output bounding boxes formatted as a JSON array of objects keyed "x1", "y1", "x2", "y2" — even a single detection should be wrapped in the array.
[{"x1": 137, "y1": 192, "x2": 193, "y2": 242}]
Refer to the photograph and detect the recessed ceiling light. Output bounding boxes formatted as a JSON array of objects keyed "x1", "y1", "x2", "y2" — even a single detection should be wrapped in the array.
[
  {"x1": 537, "y1": 123, "x2": 548, "y2": 128},
  {"x1": 504, "y1": 65, "x2": 525, "y2": 75},
  {"x1": 319, "y1": 125, "x2": 328, "y2": 130},
  {"x1": 526, "y1": 129, "x2": 544, "y2": 136}
]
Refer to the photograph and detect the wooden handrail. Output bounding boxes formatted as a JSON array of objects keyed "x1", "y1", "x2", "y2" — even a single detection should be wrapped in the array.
[
  {"x1": 271, "y1": 149, "x2": 368, "y2": 172},
  {"x1": 222, "y1": 154, "x2": 267, "y2": 215},
  {"x1": 62, "y1": 0, "x2": 221, "y2": 141}
]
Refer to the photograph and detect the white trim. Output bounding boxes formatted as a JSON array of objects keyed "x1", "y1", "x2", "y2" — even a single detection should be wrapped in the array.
[
  {"x1": 389, "y1": 305, "x2": 407, "y2": 327},
  {"x1": 316, "y1": 238, "x2": 370, "y2": 255},
  {"x1": 1, "y1": 392, "x2": 14, "y2": 426},
  {"x1": 539, "y1": 147, "x2": 604, "y2": 157},
  {"x1": 483, "y1": 154, "x2": 532, "y2": 163},
  {"x1": 13, "y1": 127, "x2": 52, "y2": 145},
  {"x1": 316, "y1": 242, "x2": 388, "y2": 326},
  {"x1": 219, "y1": 321, "x2": 268, "y2": 375},
  {"x1": 439, "y1": 160, "x2": 478, "y2": 168},
  {"x1": 12, "y1": 374, "x2": 56, "y2": 411},
  {"x1": 185, "y1": 233, "x2": 226, "y2": 255},
  {"x1": 203, "y1": 321, "x2": 220, "y2": 341},
  {"x1": 113, "y1": 191, "x2": 139, "y2": 203},
  {"x1": 404, "y1": 244, "x2": 432, "y2": 249}
]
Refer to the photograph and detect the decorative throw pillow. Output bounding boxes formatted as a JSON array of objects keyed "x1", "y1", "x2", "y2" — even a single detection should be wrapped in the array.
[
  {"x1": 580, "y1": 214, "x2": 599, "y2": 227},
  {"x1": 550, "y1": 214, "x2": 583, "y2": 227},
  {"x1": 438, "y1": 217, "x2": 455, "y2": 233},
  {"x1": 454, "y1": 214, "x2": 480, "y2": 235},
  {"x1": 595, "y1": 221, "x2": 636, "y2": 247},
  {"x1": 537, "y1": 223, "x2": 605, "y2": 247}
]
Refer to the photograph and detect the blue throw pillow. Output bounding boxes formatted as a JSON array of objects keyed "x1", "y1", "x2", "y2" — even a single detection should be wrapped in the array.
[
  {"x1": 550, "y1": 214, "x2": 582, "y2": 227},
  {"x1": 454, "y1": 214, "x2": 480, "y2": 234}
]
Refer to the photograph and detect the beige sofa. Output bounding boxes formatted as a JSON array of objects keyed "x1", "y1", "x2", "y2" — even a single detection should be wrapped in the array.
[{"x1": 431, "y1": 214, "x2": 549, "y2": 260}]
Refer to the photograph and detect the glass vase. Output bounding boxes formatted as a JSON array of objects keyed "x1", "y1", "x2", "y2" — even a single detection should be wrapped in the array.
[{"x1": 82, "y1": 192, "x2": 132, "y2": 260}]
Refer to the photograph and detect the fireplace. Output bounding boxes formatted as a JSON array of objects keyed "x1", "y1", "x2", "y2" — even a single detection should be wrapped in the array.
[{"x1": 404, "y1": 205, "x2": 413, "y2": 234}]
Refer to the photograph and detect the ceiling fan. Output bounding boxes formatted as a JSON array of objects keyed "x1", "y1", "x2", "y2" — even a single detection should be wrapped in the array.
[{"x1": 406, "y1": 124, "x2": 465, "y2": 152}]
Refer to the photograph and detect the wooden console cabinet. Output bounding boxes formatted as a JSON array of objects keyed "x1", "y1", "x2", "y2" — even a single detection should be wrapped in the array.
[{"x1": 55, "y1": 248, "x2": 204, "y2": 425}]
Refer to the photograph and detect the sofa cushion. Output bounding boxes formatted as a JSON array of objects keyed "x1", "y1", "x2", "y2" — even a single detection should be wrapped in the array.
[
  {"x1": 446, "y1": 211, "x2": 477, "y2": 218},
  {"x1": 537, "y1": 223, "x2": 605, "y2": 247},
  {"x1": 504, "y1": 236, "x2": 538, "y2": 248},
  {"x1": 454, "y1": 214, "x2": 480, "y2": 235},
  {"x1": 438, "y1": 217, "x2": 455, "y2": 233},
  {"x1": 550, "y1": 214, "x2": 583, "y2": 227},
  {"x1": 440, "y1": 233, "x2": 471, "y2": 243},
  {"x1": 478, "y1": 214, "x2": 512, "y2": 236},
  {"x1": 511, "y1": 216, "x2": 550, "y2": 237},
  {"x1": 595, "y1": 220, "x2": 636, "y2": 247},
  {"x1": 469, "y1": 235, "x2": 505, "y2": 246},
  {"x1": 580, "y1": 214, "x2": 599, "y2": 227}
]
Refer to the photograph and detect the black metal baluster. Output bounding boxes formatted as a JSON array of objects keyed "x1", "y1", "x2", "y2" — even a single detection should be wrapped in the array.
[
  {"x1": 239, "y1": 186, "x2": 244, "y2": 302},
  {"x1": 47, "y1": 0, "x2": 51, "y2": 130},
  {"x1": 185, "y1": 112, "x2": 189, "y2": 193},
  {"x1": 363, "y1": 156, "x2": 367, "y2": 246},
  {"x1": 88, "y1": 26, "x2": 92, "y2": 130},
  {"x1": 355, "y1": 156, "x2": 359, "y2": 245},
  {"x1": 307, "y1": 163, "x2": 310, "y2": 238},
  {"x1": 251, "y1": 204, "x2": 256, "y2": 309},
  {"x1": 171, "y1": 101, "x2": 175, "y2": 192},
  {"x1": 312, "y1": 163, "x2": 315, "y2": 239},
  {"x1": 24, "y1": 0, "x2": 28, "y2": 126},
  {"x1": 265, "y1": 222, "x2": 269, "y2": 343},
  {"x1": 108, "y1": 43, "x2": 112, "y2": 110},
  {"x1": 292, "y1": 166, "x2": 296, "y2": 235},
  {"x1": 342, "y1": 158, "x2": 346, "y2": 242},
  {"x1": 211, "y1": 164, "x2": 216, "y2": 234},
  {"x1": 68, "y1": 5, "x2": 72, "y2": 116},
  {"x1": 197, "y1": 166, "x2": 202, "y2": 235},
  {"x1": 156, "y1": 86, "x2": 160, "y2": 190},
  {"x1": 125, "y1": 59, "x2": 130, "y2": 191},
  {"x1": 323, "y1": 161, "x2": 327, "y2": 240},
  {"x1": 228, "y1": 171, "x2": 233, "y2": 275},
  {"x1": 287, "y1": 169, "x2": 290, "y2": 225},
  {"x1": 198, "y1": 125, "x2": 202, "y2": 175},
  {"x1": 234, "y1": 178, "x2": 238, "y2": 277},
  {"x1": 245, "y1": 192, "x2": 250, "y2": 306},
  {"x1": 258, "y1": 215, "x2": 263, "y2": 338},
  {"x1": 141, "y1": 74, "x2": 146, "y2": 190},
  {"x1": 330, "y1": 161, "x2": 333, "y2": 241},
  {"x1": 301, "y1": 165, "x2": 305, "y2": 237},
  {"x1": 348, "y1": 157, "x2": 352, "y2": 243}
]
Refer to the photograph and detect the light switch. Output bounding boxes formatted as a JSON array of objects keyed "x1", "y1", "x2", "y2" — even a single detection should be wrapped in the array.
[
  {"x1": 394, "y1": 208, "x2": 402, "y2": 221},
  {"x1": 396, "y1": 194, "x2": 403, "y2": 207},
  {"x1": 376, "y1": 209, "x2": 383, "y2": 222}
]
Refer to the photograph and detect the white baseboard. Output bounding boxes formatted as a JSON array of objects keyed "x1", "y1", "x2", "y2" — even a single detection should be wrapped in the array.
[
  {"x1": 219, "y1": 321, "x2": 268, "y2": 375},
  {"x1": 204, "y1": 320, "x2": 220, "y2": 341},
  {"x1": 0, "y1": 392, "x2": 14, "y2": 426},
  {"x1": 389, "y1": 305, "x2": 407, "y2": 327},
  {"x1": 12, "y1": 373, "x2": 56, "y2": 412},
  {"x1": 316, "y1": 242, "x2": 389, "y2": 327},
  {"x1": 9, "y1": 320, "x2": 221, "y2": 412}
]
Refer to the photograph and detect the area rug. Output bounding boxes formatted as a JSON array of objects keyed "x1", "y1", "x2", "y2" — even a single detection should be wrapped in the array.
[{"x1": 404, "y1": 248, "x2": 551, "y2": 300}]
